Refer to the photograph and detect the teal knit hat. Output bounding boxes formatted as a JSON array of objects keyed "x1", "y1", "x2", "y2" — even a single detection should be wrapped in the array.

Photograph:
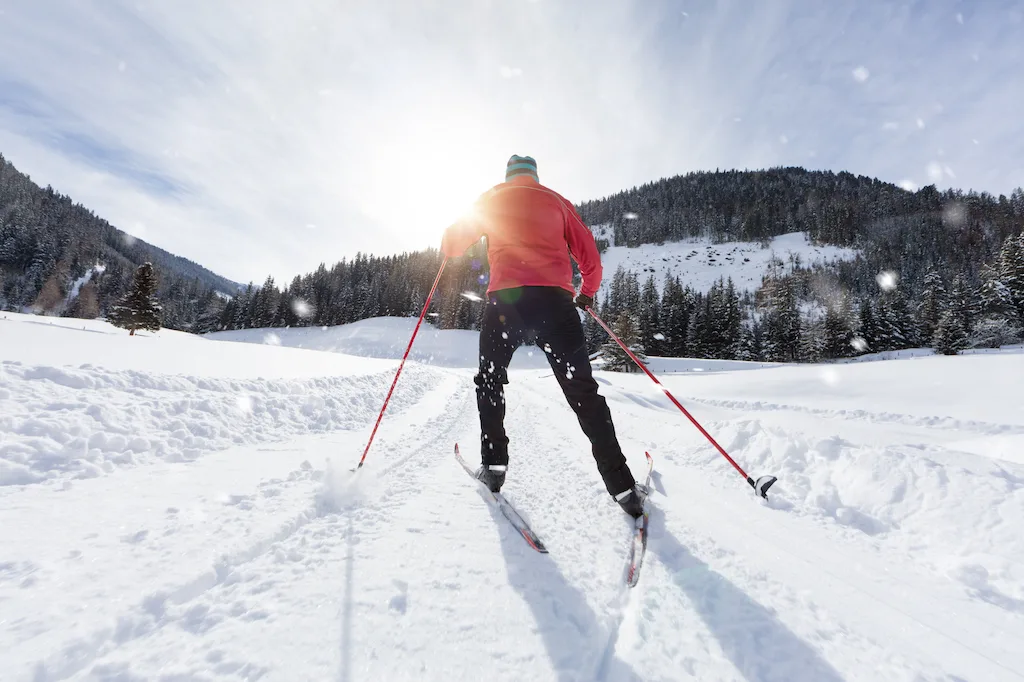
[{"x1": 506, "y1": 155, "x2": 538, "y2": 182}]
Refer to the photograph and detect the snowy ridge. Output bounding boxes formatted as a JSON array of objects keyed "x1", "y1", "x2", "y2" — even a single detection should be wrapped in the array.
[
  {"x1": 592, "y1": 229, "x2": 860, "y2": 293},
  {"x1": 2, "y1": 315, "x2": 1024, "y2": 680},
  {"x1": 209, "y1": 316, "x2": 553, "y2": 369}
]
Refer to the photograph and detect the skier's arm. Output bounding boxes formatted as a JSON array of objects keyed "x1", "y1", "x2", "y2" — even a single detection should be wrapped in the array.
[
  {"x1": 562, "y1": 200, "x2": 603, "y2": 297},
  {"x1": 441, "y1": 218, "x2": 483, "y2": 257}
]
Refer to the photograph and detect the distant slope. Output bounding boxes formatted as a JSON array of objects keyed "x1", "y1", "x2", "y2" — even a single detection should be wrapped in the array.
[
  {"x1": 0, "y1": 153, "x2": 240, "y2": 324},
  {"x1": 594, "y1": 229, "x2": 859, "y2": 294}
]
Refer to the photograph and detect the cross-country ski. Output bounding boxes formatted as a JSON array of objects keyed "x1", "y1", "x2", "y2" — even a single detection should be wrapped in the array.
[{"x1": 455, "y1": 443, "x2": 548, "y2": 553}]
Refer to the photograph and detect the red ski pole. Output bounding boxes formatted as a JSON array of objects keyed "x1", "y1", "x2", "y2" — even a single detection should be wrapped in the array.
[
  {"x1": 586, "y1": 308, "x2": 777, "y2": 499},
  {"x1": 356, "y1": 257, "x2": 448, "y2": 469}
]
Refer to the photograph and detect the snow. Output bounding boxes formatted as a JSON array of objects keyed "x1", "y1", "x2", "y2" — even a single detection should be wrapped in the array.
[
  {"x1": 3, "y1": 314, "x2": 1024, "y2": 681},
  {"x1": 208, "y1": 316, "x2": 554, "y2": 370},
  {"x1": 63, "y1": 264, "x2": 105, "y2": 310},
  {"x1": 594, "y1": 230, "x2": 860, "y2": 293}
]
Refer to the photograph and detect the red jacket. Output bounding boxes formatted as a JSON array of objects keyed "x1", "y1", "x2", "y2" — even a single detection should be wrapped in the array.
[{"x1": 441, "y1": 175, "x2": 603, "y2": 297}]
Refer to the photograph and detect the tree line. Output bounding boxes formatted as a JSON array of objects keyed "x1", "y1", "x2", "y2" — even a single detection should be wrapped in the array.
[{"x1": 4, "y1": 153, "x2": 1023, "y2": 362}]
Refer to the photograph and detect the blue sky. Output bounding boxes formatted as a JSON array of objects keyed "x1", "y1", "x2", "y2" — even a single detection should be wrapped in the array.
[{"x1": 1, "y1": 0, "x2": 1022, "y2": 283}]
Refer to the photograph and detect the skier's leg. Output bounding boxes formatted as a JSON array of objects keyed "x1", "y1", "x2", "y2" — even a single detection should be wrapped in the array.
[
  {"x1": 532, "y1": 289, "x2": 637, "y2": 496},
  {"x1": 477, "y1": 293, "x2": 524, "y2": 469}
]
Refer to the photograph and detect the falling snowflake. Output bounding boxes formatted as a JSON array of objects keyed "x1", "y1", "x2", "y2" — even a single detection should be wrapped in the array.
[
  {"x1": 292, "y1": 298, "x2": 315, "y2": 319},
  {"x1": 876, "y1": 271, "x2": 898, "y2": 291},
  {"x1": 850, "y1": 337, "x2": 869, "y2": 352},
  {"x1": 235, "y1": 395, "x2": 254, "y2": 414},
  {"x1": 852, "y1": 66, "x2": 870, "y2": 82},
  {"x1": 653, "y1": 333, "x2": 666, "y2": 341},
  {"x1": 623, "y1": 212, "x2": 639, "y2": 220},
  {"x1": 943, "y1": 203, "x2": 967, "y2": 226},
  {"x1": 820, "y1": 368, "x2": 840, "y2": 386},
  {"x1": 461, "y1": 291, "x2": 483, "y2": 302},
  {"x1": 263, "y1": 333, "x2": 282, "y2": 346}
]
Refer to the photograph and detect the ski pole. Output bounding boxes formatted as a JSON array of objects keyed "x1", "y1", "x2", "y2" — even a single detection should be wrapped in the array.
[
  {"x1": 356, "y1": 257, "x2": 448, "y2": 469},
  {"x1": 586, "y1": 308, "x2": 777, "y2": 499}
]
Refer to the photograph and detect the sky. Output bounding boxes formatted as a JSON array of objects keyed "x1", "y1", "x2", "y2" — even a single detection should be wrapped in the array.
[{"x1": 1, "y1": 0, "x2": 1022, "y2": 285}]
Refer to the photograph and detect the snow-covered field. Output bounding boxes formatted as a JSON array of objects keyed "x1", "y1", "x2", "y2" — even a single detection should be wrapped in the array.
[
  {"x1": 593, "y1": 230, "x2": 860, "y2": 293},
  {"x1": 3, "y1": 312, "x2": 1024, "y2": 681}
]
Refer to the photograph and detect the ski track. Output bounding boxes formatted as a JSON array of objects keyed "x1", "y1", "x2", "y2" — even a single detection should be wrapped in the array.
[
  {"x1": 8, "y1": 351, "x2": 1024, "y2": 680},
  {"x1": 507, "y1": 373, "x2": 1022, "y2": 681},
  {"x1": 22, "y1": 371, "x2": 471, "y2": 682}
]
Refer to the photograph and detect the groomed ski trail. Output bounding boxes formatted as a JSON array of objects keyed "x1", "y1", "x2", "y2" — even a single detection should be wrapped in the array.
[{"x1": 14, "y1": 360, "x2": 1024, "y2": 681}]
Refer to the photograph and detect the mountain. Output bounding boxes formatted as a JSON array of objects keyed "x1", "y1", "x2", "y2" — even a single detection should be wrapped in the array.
[
  {"x1": 0, "y1": 153, "x2": 240, "y2": 329},
  {"x1": 215, "y1": 167, "x2": 1024, "y2": 363}
]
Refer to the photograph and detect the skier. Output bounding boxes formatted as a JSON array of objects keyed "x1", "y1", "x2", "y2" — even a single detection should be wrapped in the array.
[{"x1": 441, "y1": 155, "x2": 646, "y2": 517}]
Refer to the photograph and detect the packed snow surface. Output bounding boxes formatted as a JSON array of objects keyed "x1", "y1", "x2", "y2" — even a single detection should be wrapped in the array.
[{"x1": 2, "y1": 312, "x2": 1023, "y2": 681}]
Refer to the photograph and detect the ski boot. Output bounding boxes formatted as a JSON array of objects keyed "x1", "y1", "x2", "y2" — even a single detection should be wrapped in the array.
[
  {"x1": 476, "y1": 464, "x2": 507, "y2": 493},
  {"x1": 615, "y1": 484, "x2": 648, "y2": 518}
]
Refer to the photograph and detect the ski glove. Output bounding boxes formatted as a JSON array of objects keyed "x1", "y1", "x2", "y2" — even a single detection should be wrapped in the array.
[{"x1": 574, "y1": 293, "x2": 594, "y2": 311}]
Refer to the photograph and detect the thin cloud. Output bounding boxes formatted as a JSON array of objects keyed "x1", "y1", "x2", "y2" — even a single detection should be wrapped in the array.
[{"x1": 0, "y1": 0, "x2": 1020, "y2": 284}]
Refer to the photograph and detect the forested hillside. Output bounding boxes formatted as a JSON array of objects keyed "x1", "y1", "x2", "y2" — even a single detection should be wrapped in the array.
[
  {"x1": 0, "y1": 154, "x2": 239, "y2": 330},
  {"x1": 4, "y1": 155, "x2": 1022, "y2": 361},
  {"x1": 214, "y1": 168, "x2": 1024, "y2": 362}
]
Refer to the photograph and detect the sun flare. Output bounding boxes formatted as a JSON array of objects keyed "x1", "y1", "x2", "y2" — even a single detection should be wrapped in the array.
[{"x1": 359, "y1": 107, "x2": 511, "y2": 247}]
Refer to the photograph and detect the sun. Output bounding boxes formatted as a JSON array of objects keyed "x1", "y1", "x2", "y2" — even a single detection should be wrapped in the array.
[{"x1": 359, "y1": 107, "x2": 509, "y2": 249}]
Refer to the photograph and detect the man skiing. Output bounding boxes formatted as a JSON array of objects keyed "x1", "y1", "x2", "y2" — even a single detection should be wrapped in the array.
[{"x1": 441, "y1": 155, "x2": 646, "y2": 518}]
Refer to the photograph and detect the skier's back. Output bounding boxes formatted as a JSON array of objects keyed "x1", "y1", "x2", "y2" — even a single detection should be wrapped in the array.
[{"x1": 442, "y1": 155, "x2": 645, "y2": 517}]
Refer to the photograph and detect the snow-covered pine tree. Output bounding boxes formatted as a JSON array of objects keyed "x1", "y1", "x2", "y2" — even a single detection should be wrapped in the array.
[
  {"x1": 947, "y1": 273, "x2": 976, "y2": 334},
  {"x1": 799, "y1": 315, "x2": 826, "y2": 362},
  {"x1": 107, "y1": 263, "x2": 162, "y2": 335},
  {"x1": 821, "y1": 306, "x2": 853, "y2": 359},
  {"x1": 998, "y1": 232, "x2": 1024, "y2": 322},
  {"x1": 639, "y1": 275, "x2": 662, "y2": 356},
  {"x1": 933, "y1": 309, "x2": 968, "y2": 355},
  {"x1": 759, "y1": 275, "x2": 801, "y2": 362},
  {"x1": 856, "y1": 299, "x2": 880, "y2": 354},
  {"x1": 659, "y1": 275, "x2": 689, "y2": 356},
  {"x1": 917, "y1": 269, "x2": 947, "y2": 344},
  {"x1": 600, "y1": 312, "x2": 647, "y2": 372}
]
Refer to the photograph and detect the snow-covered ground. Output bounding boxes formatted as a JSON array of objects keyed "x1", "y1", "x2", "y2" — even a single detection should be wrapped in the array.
[
  {"x1": 2, "y1": 313, "x2": 1024, "y2": 681},
  {"x1": 593, "y1": 230, "x2": 860, "y2": 293}
]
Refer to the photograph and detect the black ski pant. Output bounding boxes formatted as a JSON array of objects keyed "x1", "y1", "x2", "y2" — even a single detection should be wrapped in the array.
[{"x1": 475, "y1": 286, "x2": 636, "y2": 496}]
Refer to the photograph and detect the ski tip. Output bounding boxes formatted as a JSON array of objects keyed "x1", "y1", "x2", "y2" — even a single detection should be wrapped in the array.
[
  {"x1": 645, "y1": 451, "x2": 653, "y2": 463},
  {"x1": 454, "y1": 442, "x2": 459, "y2": 455}
]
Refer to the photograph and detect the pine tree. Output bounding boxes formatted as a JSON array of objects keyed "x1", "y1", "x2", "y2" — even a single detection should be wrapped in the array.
[
  {"x1": 799, "y1": 316, "x2": 826, "y2": 362},
  {"x1": 821, "y1": 306, "x2": 852, "y2": 359},
  {"x1": 917, "y1": 269, "x2": 946, "y2": 344},
  {"x1": 998, "y1": 232, "x2": 1024, "y2": 322},
  {"x1": 933, "y1": 310, "x2": 968, "y2": 355},
  {"x1": 639, "y1": 275, "x2": 662, "y2": 356},
  {"x1": 760, "y1": 276, "x2": 801, "y2": 361},
  {"x1": 107, "y1": 263, "x2": 162, "y2": 335},
  {"x1": 947, "y1": 273, "x2": 976, "y2": 334},
  {"x1": 195, "y1": 294, "x2": 228, "y2": 334},
  {"x1": 856, "y1": 300, "x2": 880, "y2": 353},
  {"x1": 600, "y1": 312, "x2": 647, "y2": 372}
]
